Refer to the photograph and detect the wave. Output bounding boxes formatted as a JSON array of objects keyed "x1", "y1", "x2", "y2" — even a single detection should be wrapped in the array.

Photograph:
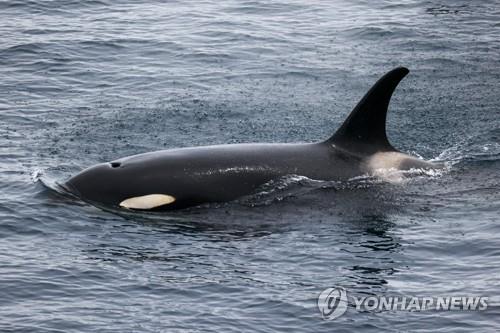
[
  {"x1": 0, "y1": 0, "x2": 110, "y2": 13},
  {"x1": 435, "y1": 129, "x2": 500, "y2": 165}
]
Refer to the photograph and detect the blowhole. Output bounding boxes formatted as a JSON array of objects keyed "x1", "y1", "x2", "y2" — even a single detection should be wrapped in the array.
[{"x1": 110, "y1": 162, "x2": 121, "y2": 168}]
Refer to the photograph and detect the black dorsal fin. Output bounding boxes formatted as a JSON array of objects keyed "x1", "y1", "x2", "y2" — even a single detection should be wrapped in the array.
[{"x1": 326, "y1": 67, "x2": 409, "y2": 154}]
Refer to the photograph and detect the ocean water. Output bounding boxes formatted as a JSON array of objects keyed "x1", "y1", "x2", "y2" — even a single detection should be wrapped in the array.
[{"x1": 1, "y1": 0, "x2": 499, "y2": 331}]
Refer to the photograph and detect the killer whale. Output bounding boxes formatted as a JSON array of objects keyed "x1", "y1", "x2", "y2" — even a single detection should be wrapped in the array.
[{"x1": 65, "y1": 67, "x2": 439, "y2": 211}]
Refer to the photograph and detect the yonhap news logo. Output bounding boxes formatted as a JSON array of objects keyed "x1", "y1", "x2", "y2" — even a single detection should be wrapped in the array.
[
  {"x1": 317, "y1": 287, "x2": 488, "y2": 320},
  {"x1": 317, "y1": 287, "x2": 348, "y2": 320}
]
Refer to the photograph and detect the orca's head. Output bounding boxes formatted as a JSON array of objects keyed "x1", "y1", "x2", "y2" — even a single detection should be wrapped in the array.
[
  {"x1": 64, "y1": 161, "x2": 127, "y2": 207},
  {"x1": 64, "y1": 160, "x2": 177, "y2": 210}
]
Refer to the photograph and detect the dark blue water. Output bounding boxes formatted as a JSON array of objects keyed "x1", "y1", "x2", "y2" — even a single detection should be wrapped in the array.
[{"x1": 1, "y1": 0, "x2": 499, "y2": 331}]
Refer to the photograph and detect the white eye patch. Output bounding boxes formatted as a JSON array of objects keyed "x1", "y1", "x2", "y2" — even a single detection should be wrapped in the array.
[{"x1": 119, "y1": 194, "x2": 176, "y2": 210}]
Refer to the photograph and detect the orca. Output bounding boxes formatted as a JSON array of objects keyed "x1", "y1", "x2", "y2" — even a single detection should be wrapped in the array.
[{"x1": 64, "y1": 67, "x2": 440, "y2": 211}]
